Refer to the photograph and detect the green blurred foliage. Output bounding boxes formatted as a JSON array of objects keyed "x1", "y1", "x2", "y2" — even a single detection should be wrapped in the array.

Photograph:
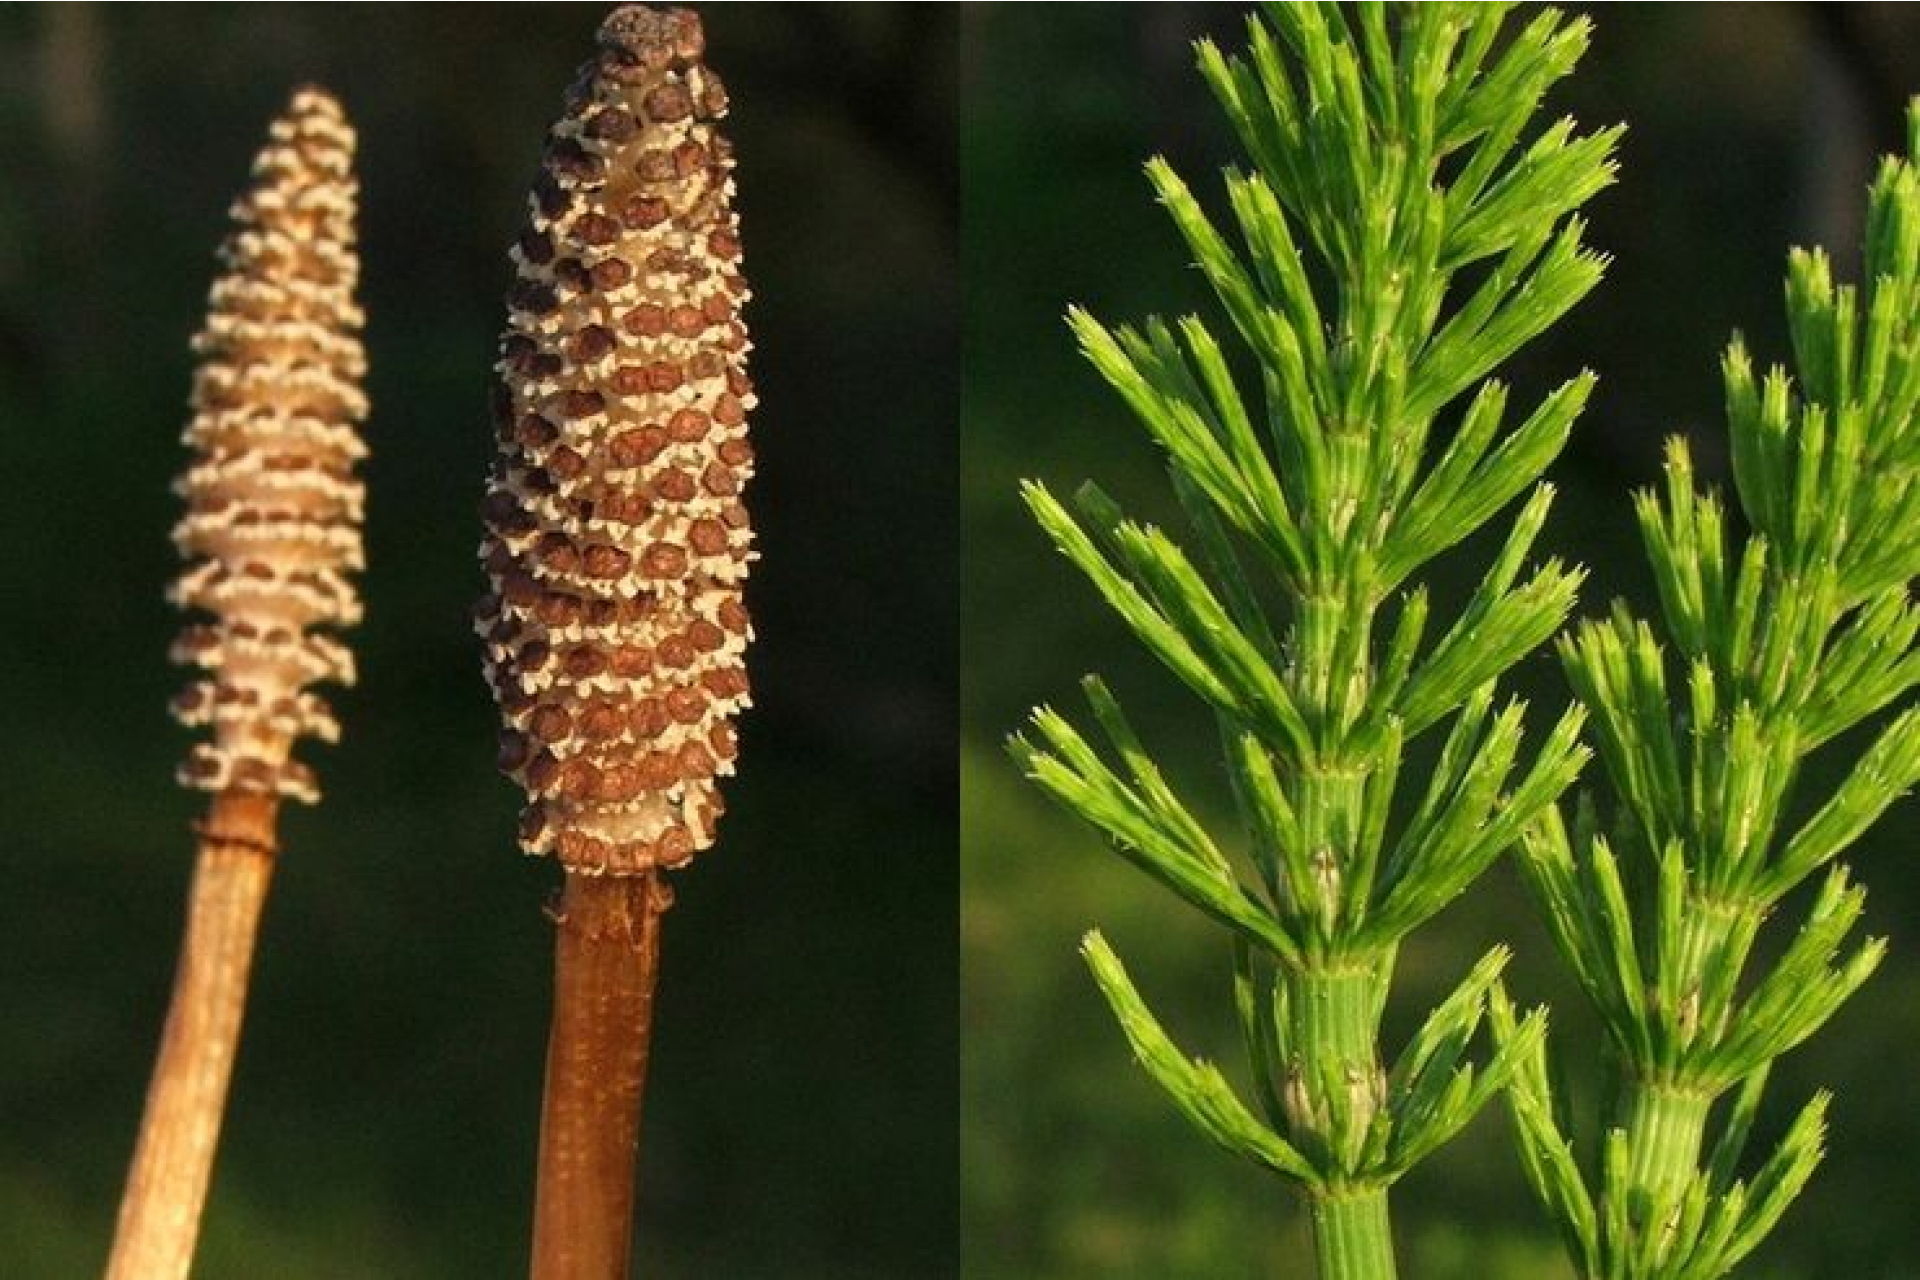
[
  {"x1": 0, "y1": 5, "x2": 955, "y2": 1277},
  {"x1": 962, "y1": 6, "x2": 1920, "y2": 1278}
]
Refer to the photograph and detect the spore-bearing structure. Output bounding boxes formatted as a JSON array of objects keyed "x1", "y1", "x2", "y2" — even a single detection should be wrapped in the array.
[
  {"x1": 169, "y1": 88, "x2": 367, "y2": 808},
  {"x1": 479, "y1": 5, "x2": 755, "y2": 876}
]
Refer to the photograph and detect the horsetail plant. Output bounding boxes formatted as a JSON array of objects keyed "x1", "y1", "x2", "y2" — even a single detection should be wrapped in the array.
[
  {"x1": 476, "y1": 7, "x2": 754, "y2": 1276},
  {"x1": 1491, "y1": 104, "x2": 1920, "y2": 1280},
  {"x1": 111, "y1": 88, "x2": 367, "y2": 1280},
  {"x1": 1010, "y1": 5, "x2": 1617, "y2": 1275}
]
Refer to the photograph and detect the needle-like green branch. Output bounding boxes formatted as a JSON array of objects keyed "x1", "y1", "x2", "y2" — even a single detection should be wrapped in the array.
[
  {"x1": 1011, "y1": 5, "x2": 1617, "y2": 1274},
  {"x1": 1498, "y1": 98, "x2": 1920, "y2": 1280}
]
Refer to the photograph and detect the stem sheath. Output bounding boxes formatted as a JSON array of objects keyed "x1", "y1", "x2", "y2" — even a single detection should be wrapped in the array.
[
  {"x1": 105, "y1": 790, "x2": 279, "y2": 1280},
  {"x1": 530, "y1": 870, "x2": 672, "y2": 1280}
]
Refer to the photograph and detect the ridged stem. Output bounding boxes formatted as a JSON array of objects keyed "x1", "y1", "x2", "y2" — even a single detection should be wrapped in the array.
[
  {"x1": 1618, "y1": 1078, "x2": 1712, "y2": 1252},
  {"x1": 105, "y1": 790, "x2": 279, "y2": 1280},
  {"x1": 1285, "y1": 963, "x2": 1395, "y2": 1280},
  {"x1": 1291, "y1": 577, "x2": 1395, "y2": 1280},
  {"x1": 1608, "y1": 893, "x2": 1742, "y2": 1254},
  {"x1": 530, "y1": 870, "x2": 672, "y2": 1280},
  {"x1": 1308, "y1": 1185, "x2": 1398, "y2": 1280}
]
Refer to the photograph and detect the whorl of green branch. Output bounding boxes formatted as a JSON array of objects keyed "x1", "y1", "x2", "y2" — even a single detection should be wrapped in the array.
[
  {"x1": 1010, "y1": 0, "x2": 1617, "y2": 1216},
  {"x1": 1498, "y1": 102, "x2": 1920, "y2": 1280}
]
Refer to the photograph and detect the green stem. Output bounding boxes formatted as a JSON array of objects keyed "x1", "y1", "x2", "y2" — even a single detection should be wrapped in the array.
[
  {"x1": 1291, "y1": 967, "x2": 1383, "y2": 1088},
  {"x1": 1283, "y1": 963, "x2": 1395, "y2": 1280},
  {"x1": 1294, "y1": 519, "x2": 1393, "y2": 1280},
  {"x1": 1608, "y1": 890, "x2": 1745, "y2": 1264},
  {"x1": 1308, "y1": 1186, "x2": 1398, "y2": 1280},
  {"x1": 1618, "y1": 1077, "x2": 1712, "y2": 1249}
]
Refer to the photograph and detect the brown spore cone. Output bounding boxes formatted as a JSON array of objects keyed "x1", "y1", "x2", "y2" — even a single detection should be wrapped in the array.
[
  {"x1": 479, "y1": 5, "x2": 755, "y2": 876},
  {"x1": 169, "y1": 87, "x2": 367, "y2": 807}
]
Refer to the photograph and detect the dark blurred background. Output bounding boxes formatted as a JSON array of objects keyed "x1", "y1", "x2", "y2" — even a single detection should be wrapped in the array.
[
  {"x1": 963, "y1": 6, "x2": 1920, "y2": 1278},
  {"x1": 0, "y1": 5, "x2": 955, "y2": 1277}
]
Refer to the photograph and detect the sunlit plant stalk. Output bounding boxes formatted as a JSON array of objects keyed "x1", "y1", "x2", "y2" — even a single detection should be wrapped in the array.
[
  {"x1": 1492, "y1": 103, "x2": 1920, "y2": 1280},
  {"x1": 1009, "y1": 5, "x2": 1617, "y2": 1275},
  {"x1": 109, "y1": 88, "x2": 367, "y2": 1280},
  {"x1": 476, "y1": 7, "x2": 755, "y2": 1277}
]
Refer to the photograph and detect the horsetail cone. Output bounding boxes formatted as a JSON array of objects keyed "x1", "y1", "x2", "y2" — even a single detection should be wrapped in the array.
[
  {"x1": 479, "y1": 4, "x2": 755, "y2": 877},
  {"x1": 169, "y1": 87, "x2": 367, "y2": 808},
  {"x1": 108, "y1": 87, "x2": 364, "y2": 1280}
]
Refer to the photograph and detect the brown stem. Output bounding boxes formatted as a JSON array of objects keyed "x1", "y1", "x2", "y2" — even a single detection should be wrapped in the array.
[
  {"x1": 530, "y1": 870, "x2": 672, "y2": 1280},
  {"x1": 105, "y1": 790, "x2": 279, "y2": 1280}
]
